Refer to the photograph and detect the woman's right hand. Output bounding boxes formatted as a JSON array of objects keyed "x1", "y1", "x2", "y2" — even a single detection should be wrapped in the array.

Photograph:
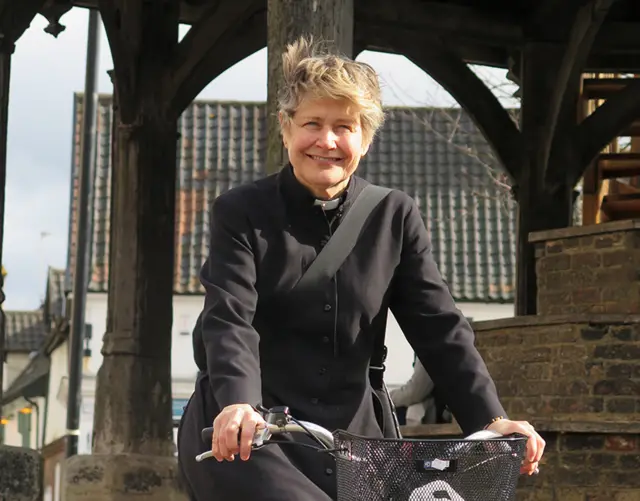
[{"x1": 211, "y1": 404, "x2": 266, "y2": 462}]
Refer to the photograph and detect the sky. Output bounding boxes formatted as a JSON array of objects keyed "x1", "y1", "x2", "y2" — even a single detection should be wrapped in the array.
[{"x1": 3, "y1": 8, "x2": 518, "y2": 311}]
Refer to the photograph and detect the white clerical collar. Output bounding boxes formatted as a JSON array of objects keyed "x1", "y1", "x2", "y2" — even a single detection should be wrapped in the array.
[{"x1": 313, "y1": 198, "x2": 341, "y2": 210}]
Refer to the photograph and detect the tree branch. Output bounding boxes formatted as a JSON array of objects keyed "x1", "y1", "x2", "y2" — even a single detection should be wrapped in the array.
[{"x1": 164, "y1": 0, "x2": 265, "y2": 118}]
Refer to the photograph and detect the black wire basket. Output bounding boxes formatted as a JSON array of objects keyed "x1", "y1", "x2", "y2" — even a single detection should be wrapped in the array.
[{"x1": 333, "y1": 431, "x2": 527, "y2": 501}]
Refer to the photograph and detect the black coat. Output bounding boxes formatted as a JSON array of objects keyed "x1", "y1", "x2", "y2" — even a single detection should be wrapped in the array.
[{"x1": 177, "y1": 165, "x2": 506, "y2": 501}]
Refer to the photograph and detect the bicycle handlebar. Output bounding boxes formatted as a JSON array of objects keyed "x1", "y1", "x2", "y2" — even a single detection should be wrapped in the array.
[
  {"x1": 196, "y1": 405, "x2": 511, "y2": 463},
  {"x1": 196, "y1": 419, "x2": 335, "y2": 462}
]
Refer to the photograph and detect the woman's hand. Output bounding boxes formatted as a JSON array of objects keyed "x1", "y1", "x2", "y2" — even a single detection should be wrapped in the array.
[
  {"x1": 486, "y1": 419, "x2": 545, "y2": 475},
  {"x1": 211, "y1": 404, "x2": 266, "y2": 462}
]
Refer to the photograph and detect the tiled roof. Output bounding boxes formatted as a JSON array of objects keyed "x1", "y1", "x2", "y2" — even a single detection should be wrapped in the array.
[
  {"x1": 4, "y1": 310, "x2": 46, "y2": 353},
  {"x1": 44, "y1": 267, "x2": 67, "y2": 325},
  {"x1": 67, "y1": 95, "x2": 516, "y2": 303}
]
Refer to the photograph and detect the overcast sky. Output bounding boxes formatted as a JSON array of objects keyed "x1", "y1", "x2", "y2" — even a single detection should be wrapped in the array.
[{"x1": 3, "y1": 8, "x2": 517, "y2": 311}]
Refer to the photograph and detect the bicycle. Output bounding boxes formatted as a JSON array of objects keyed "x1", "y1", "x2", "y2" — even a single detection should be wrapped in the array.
[{"x1": 196, "y1": 405, "x2": 530, "y2": 500}]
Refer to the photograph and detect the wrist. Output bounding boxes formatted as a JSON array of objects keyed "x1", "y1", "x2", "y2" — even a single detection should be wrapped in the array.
[{"x1": 484, "y1": 416, "x2": 504, "y2": 430}]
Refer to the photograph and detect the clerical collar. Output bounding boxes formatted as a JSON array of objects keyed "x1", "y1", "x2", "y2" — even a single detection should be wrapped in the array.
[
  {"x1": 313, "y1": 197, "x2": 342, "y2": 210},
  {"x1": 279, "y1": 164, "x2": 352, "y2": 210}
]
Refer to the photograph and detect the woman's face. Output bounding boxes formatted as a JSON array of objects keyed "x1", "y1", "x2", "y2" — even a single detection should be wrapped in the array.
[{"x1": 281, "y1": 96, "x2": 370, "y2": 199}]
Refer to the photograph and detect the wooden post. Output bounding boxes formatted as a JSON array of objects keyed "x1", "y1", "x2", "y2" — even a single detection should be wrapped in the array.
[
  {"x1": 515, "y1": 43, "x2": 576, "y2": 316},
  {"x1": 0, "y1": 37, "x2": 12, "y2": 426},
  {"x1": 90, "y1": 0, "x2": 180, "y2": 458},
  {"x1": 266, "y1": 0, "x2": 354, "y2": 174}
]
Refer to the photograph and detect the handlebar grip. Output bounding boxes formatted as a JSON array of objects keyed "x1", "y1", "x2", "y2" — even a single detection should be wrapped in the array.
[{"x1": 201, "y1": 427, "x2": 214, "y2": 445}]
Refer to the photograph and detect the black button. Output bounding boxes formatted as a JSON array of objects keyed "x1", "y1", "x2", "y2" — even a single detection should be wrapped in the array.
[
  {"x1": 323, "y1": 304, "x2": 332, "y2": 312},
  {"x1": 319, "y1": 367, "x2": 327, "y2": 375},
  {"x1": 322, "y1": 336, "x2": 330, "y2": 343},
  {"x1": 311, "y1": 397, "x2": 319, "y2": 404},
  {"x1": 325, "y1": 468, "x2": 334, "y2": 475}
]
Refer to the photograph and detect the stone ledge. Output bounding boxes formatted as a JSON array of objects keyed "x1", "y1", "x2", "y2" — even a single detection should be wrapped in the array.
[
  {"x1": 473, "y1": 313, "x2": 640, "y2": 332},
  {"x1": 400, "y1": 419, "x2": 640, "y2": 437},
  {"x1": 530, "y1": 418, "x2": 640, "y2": 434},
  {"x1": 64, "y1": 454, "x2": 188, "y2": 501},
  {"x1": 529, "y1": 219, "x2": 640, "y2": 243},
  {"x1": 0, "y1": 445, "x2": 42, "y2": 501}
]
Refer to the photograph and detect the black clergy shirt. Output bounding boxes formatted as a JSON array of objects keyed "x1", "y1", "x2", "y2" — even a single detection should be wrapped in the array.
[{"x1": 192, "y1": 164, "x2": 506, "y2": 437}]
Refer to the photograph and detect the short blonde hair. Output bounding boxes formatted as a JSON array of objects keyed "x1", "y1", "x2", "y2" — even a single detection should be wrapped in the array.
[{"x1": 278, "y1": 36, "x2": 384, "y2": 143}]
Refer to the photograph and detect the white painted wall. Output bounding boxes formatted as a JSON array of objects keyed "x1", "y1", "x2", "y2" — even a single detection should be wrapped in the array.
[
  {"x1": 384, "y1": 302, "x2": 514, "y2": 388},
  {"x1": 3, "y1": 352, "x2": 30, "y2": 390},
  {"x1": 1, "y1": 396, "x2": 46, "y2": 449},
  {"x1": 76, "y1": 293, "x2": 204, "y2": 453},
  {"x1": 84, "y1": 293, "x2": 201, "y2": 381},
  {"x1": 44, "y1": 340, "x2": 70, "y2": 446}
]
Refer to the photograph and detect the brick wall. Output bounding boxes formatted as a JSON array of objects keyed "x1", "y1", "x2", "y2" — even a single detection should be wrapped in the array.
[
  {"x1": 474, "y1": 316, "x2": 640, "y2": 421},
  {"x1": 530, "y1": 220, "x2": 640, "y2": 315},
  {"x1": 516, "y1": 431, "x2": 640, "y2": 501},
  {"x1": 473, "y1": 315, "x2": 640, "y2": 499}
]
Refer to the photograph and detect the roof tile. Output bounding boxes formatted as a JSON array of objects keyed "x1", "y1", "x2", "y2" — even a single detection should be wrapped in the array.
[{"x1": 68, "y1": 95, "x2": 516, "y2": 302}]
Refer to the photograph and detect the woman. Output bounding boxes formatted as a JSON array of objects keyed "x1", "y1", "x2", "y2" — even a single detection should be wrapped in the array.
[{"x1": 177, "y1": 36, "x2": 545, "y2": 501}]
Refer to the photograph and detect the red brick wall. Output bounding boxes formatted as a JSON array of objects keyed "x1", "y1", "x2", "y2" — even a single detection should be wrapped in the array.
[
  {"x1": 473, "y1": 315, "x2": 640, "y2": 499},
  {"x1": 516, "y1": 432, "x2": 640, "y2": 500},
  {"x1": 531, "y1": 221, "x2": 640, "y2": 315}
]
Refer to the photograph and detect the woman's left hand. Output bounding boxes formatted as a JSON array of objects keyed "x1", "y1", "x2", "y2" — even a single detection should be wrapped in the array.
[{"x1": 486, "y1": 419, "x2": 545, "y2": 475}]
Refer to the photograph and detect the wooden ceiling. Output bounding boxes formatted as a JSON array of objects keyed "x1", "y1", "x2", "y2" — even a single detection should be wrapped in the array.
[{"x1": 4, "y1": 0, "x2": 640, "y2": 71}]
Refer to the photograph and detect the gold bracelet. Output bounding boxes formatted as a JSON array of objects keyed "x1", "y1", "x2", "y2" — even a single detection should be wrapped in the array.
[{"x1": 484, "y1": 416, "x2": 504, "y2": 429}]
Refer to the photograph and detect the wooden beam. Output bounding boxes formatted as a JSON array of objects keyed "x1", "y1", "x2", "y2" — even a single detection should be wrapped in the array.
[
  {"x1": 571, "y1": 78, "x2": 640, "y2": 186},
  {"x1": 165, "y1": 1, "x2": 266, "y2": 118},
  {"x1": 0, "y1": 0, "x2": 46, "y2": 42},
  {"x1": 368, "y1": 26, "x2": 522, "y2": 182},
  {"x1": 357, "y1": 0, "x2": 522, "y2": 48},
  {"x1": 593, "y1": 22, "x2": 640, "y2": 54},
  {"x1": 542, "y1": 0, "x2": 616, "y2": 184},
  {"x1": 585, "y1": 53, "x2": 640, "y2": 72},
  {"x1": 266, "y1": 0, "x2": 354, "y2": 174},
  {"x1": 355, "y1": 22, "x2": 510, "y2": 68},
  {"x1": 529, "y1": 0, "x2": 590, "y2": 35}
]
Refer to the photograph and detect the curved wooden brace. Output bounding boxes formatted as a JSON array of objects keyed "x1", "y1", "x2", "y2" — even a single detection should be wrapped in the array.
[
  {"x1": 98, "y1": 0, "x2": 183, "y2": 124},
  {"x1": 165, "y1": 2, "x2": 266, "y2": 118},
  {"x1": 363, "y1": 25, "x2": 522, "y2": 182},
  {"x1": 542, "y1": 0, "x2": 615, "y2": 183}
]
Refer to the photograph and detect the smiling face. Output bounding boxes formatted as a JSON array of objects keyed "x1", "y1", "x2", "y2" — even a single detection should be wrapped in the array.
[{"x1": 281, "y1": 96, "x2": 370, "y2": 199}]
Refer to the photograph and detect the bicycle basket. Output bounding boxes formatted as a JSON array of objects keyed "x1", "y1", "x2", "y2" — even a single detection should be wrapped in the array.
[{"x1": 332, "y1": 431, "x2": 527, "y2": 501}]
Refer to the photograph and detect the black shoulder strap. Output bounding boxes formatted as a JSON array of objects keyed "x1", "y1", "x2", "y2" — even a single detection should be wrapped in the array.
[{"x1": 291, "y1": 184, "x2": 392, "y2": 293}]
